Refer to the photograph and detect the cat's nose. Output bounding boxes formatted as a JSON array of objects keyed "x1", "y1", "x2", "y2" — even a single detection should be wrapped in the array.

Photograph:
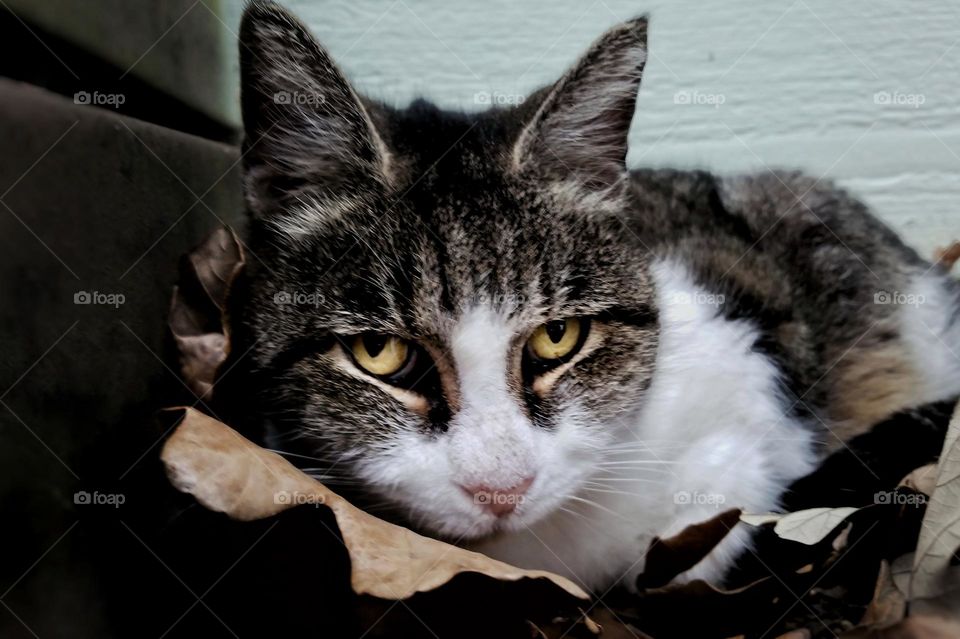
[{"x1": 460, "y1": 476, "x2": 535, "y2": 517}]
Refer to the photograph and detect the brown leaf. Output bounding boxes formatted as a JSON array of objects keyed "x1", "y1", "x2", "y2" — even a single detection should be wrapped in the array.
[
  {"x1": 741, "y1": 507, "x2": 859, "y2": 545},
  {"x1": 832, "y1": 522, "x2": 854, "y2": 553},
  {"x1": 530, "y1": 608, "x2": 650, "y2": 639},
  {"x1": 160, "y1": 407, "x2": 589, "y2": 603},
  {"x1": 933, "y1": 241, "x2": 960, "y2": 271},
  {"x1": 846, "y1": 613, "x2": 960, "y2": 639},
  {"x1": 910, "y1": 402, "x2": 960, "y2": 602},
  {"x1": 168, "y1": 319, "x2": 228, "y2": 400},
  {"x1": 630, "y1": 577, "x2": 787, "y2": 638},
  {"x1": 169, "y1": 227, "x2": 245, "y2": 399},
  {"x1": 900, "y1": 465, "x2": 939, "y2": 497},
  {"x1": 854, "y1": 558, "x2": 909, "y2": 632},
  {"x1": 187, "y1": 225, "x2": 245, "y2": 315},
  {"x1": 636, "y1": 508, "x2": 742, "y2": 589}
]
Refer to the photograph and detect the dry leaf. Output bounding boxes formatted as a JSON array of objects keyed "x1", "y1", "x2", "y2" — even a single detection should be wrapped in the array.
[
  {"x1": 910, "y1": 402, "x2": 960, "y2": 602},
  {"x1": 933, "y1": 241, "x2": 960, "y2": 271},
  {"x1": 741, "y1": 507, "x2": 858, "y2": 545},
  {"x1": 855, "y1": 558, "x2": 909, "y2": 631},
  {"x1": 900, "y1": 465, "x2": 939, "y2": 497},
  {"x1": 533, "y1": 608, "x2": 651, "y2": 639},
  {"x1": 889, "y1": 553, "x2": 915, "y2": 598},
  {"x1": 186, "y1": 226, "x2": 245, "y2": 314},
  {"x1": 848, "y1": 402, "x2": 960, "y2": 637},
  {"x1": 169, "y1": 227, "x2": 245, "y2": 399},
  {"x1": 637, "y1": 508, "x2": 742, "y2": 589},
  {"x1": 160, "y1": 407, "x2": 588, "y2": 604},
  {"x1": 164, "y1": 230, "x2": 960, "y2": 636},
  {"x1": 630, "y1": 577, "x2": 787, "y2": 638},
  {"x1": 832, "y1": 522, "x2": 854, "y2": 553},
  {"x1": 847, "y1": 613, "x2": 960, "y2": 639}
]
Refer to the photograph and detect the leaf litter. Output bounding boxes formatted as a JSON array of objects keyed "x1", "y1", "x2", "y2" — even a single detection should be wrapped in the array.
[{"x1": 161, "y1": 228, "x2": 960, "y2": 637}]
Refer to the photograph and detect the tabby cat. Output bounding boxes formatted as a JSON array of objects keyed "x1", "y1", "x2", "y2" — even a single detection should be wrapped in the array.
[{"x1": 220, "y1": 1, "x2": 960, "y2": 591}]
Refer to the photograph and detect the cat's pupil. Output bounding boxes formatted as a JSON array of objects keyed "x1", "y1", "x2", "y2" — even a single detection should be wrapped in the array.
[
  {"x1": 362, "y1": 334, "x2": 388, "y2": 357},
  {"x1": 545, "y1": 321, "x2": 567, "y2": 344}
]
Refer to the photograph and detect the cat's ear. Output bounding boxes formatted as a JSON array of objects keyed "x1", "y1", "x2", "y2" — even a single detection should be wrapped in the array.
[
  {"x1": 239, "y1": 1, "x2": 393, "y2": 217},
  {"x1": 511, "y1": 17, "x2": 648, "y2": 190}
]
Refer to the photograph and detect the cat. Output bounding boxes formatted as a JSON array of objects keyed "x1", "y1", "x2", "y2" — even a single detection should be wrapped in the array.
[{"x1": 218, "y1": 0, "x2": 960, "y2": 592}]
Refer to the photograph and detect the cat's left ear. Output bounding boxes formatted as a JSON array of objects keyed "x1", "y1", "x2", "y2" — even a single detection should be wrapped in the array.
[{"x1": 511, "y1": 17, "x2": 648, "y2": 190}]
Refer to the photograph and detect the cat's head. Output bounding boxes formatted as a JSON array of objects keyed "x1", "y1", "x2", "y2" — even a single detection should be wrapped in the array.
[{"x1": 228, "y1": 0, "x2": 658, "y2": 539}]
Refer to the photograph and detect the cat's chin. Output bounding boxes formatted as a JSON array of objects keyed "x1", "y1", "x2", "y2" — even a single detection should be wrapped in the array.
[
  {"x1": 421, "y1": 515, "x2": 520, "y2": 542},
  {"x1": 418, "y1": 501, "x2": 562, "y2": 544}
]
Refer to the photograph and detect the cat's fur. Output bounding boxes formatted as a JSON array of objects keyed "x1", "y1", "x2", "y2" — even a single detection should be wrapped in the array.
[{"x1": 220, "y1": 1, "x2": 960, "y2": 592}]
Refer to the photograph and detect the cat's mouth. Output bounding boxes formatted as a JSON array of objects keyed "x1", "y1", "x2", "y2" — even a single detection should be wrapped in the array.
[
  {"x1": 449, "y1": 508, "x2": 531, "y2": 541},
  {"x1": 439, "y1": 477, "x2": 556, "y2": 540},
  {"x1": 404, "y1": 482, "x2": 545, "y2": 542}
]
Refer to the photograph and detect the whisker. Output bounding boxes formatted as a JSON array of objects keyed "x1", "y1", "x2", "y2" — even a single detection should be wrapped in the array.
[
  {"x1": 557, "y1": 506, "x2": 617, "y2": 539},
  {"x1": 263, "y1": 448, "x2": 339, "y2": 464},
  {"x1": 595, "y1": 460, "x2": 678, "y2": 466},
  {"x1": 582, "y1": 486, "x2": 648, "y2": 498},
  {"x1": 300, "y1": 466, "x2": 357, "y2": 475},
  {"x1": 565, "y1": 495, "x2": 631, "y2": 522},
  {"x1": 557, "y1": 505, "x2": 591, "y2": 523},
  {"x1": 599, "y1": 443, "x2": 670, "y2": 450},
  {"x1": 584, "y1": 476, "x2": 663, "y2": 484},
  {"x1": 592, "y1": 466, "x2": 674, "y2": 474}
]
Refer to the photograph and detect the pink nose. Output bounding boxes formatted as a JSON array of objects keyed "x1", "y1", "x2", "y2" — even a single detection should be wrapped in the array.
[{"x1": 460, "y1": 477, "x2": 535, "y2": 517}]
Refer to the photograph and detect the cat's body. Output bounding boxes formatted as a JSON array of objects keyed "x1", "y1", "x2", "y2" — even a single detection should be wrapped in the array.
[
  {"x1": 473, "y1": 168, "x2": 960, "y2": 588},
  {"x1": 221, "y1": 1, "x2": 960, "y2": 592}
]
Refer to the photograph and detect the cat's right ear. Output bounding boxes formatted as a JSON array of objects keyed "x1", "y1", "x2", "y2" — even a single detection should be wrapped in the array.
[{"x1": 239, "y1": 1, "x2": 393, "y2": 217}]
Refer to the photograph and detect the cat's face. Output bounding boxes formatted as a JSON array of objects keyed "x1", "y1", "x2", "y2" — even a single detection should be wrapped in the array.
[{"x1": 230, "y1": 1, "x2": 656, "y2": 540}]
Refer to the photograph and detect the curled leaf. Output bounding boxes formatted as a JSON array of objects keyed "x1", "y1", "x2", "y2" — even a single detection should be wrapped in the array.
[
  {"x1": 160, "y1": 407, "x2": 589, "y2": 603},
  {"x1": 933, "y1": 241, "x2": 960, "y2": 271},
  {"x1": 910, "y1": 401, "x2": 960, "y2": 603},
  {"x1": 853, "y1": 557, "x2": 909, "y2": 632},
  {"x1": 637, "y1": 508, "x2": 742, "y2": 589},
  {"x1": 900, "y1": 465, "x2": 938, "y2": 497},
  {"x1": 169, "y1": 227, "x2": 245, "y2": 400},
  {"x1": 741, "y1": 507, "x2": 858, "y2": 546}
]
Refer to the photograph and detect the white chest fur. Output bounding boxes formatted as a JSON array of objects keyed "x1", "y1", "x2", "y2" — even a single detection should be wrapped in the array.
[{"x1": 471, "y1": 259, "x2": 818, "y2": 592}]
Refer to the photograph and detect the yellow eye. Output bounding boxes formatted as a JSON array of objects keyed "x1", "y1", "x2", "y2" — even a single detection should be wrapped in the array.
[
  {"x1": 351, "y1": 334, "x2": 409, "y2": 376},
  {"x1": 527, "y1": 318, "x2": 583, "y2": 360}
]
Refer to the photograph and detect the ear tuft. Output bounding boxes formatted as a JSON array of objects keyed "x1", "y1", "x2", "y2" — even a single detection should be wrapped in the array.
[
  {"x1": 239, "y1": 1, "x2": 392, "y2": 218},
  {"x1": 512, "y1": 16, "x2": 649, "y2": 190}
]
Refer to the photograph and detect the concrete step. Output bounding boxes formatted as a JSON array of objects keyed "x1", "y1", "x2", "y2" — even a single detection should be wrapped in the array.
[{"x1": 0, "y1": 78, "x2": 243, "y2": 639}]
